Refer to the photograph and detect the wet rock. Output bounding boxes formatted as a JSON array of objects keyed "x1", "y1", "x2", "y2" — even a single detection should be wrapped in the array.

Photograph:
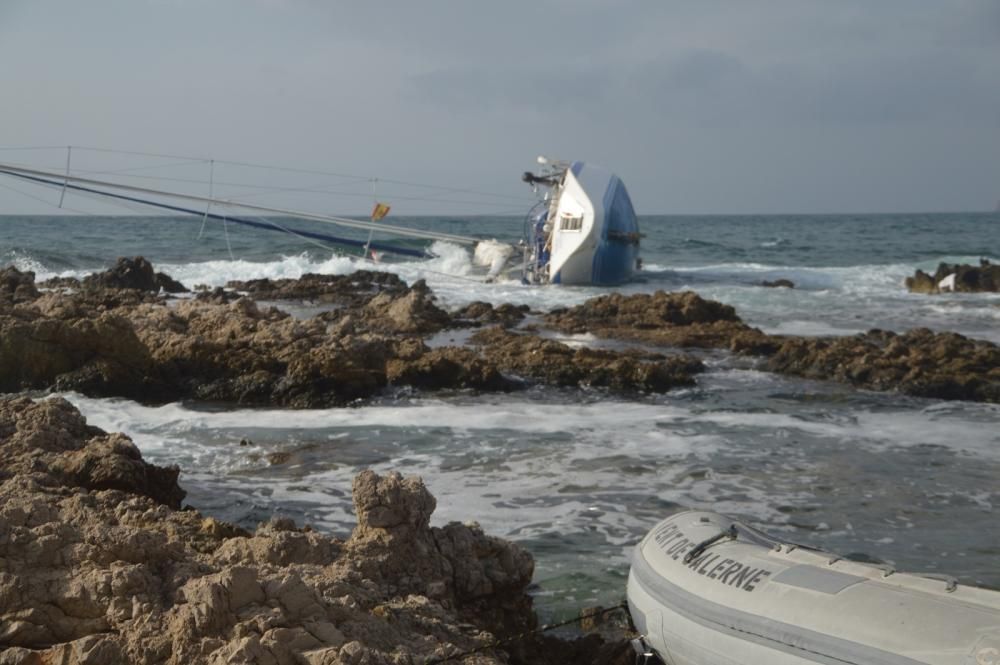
[
  {"x1": 0, "y1": 396, "x2": 184, "y2": 506},
  {"x1": 360, "y1": 279, "x2": 452, "y2": 334},
  {"x1": 386, "y1": 346, "x2": 513, "y2": 391},
  {"x1": 37, "y1": 275, "x2": 82, "y2": 290},
  {"x1": 766, "y1": 328, "x2": 1000, "y2": 403},
  {"x1": 0, "y1": 269, "x2": 511, "y2": 406},
  {"x1": 545, "y1": 290, "x2": 759, "y2": 349},
  {"x1": 905, "y1": 259, "x2": 1000, "y2": 294},
  {"x1": 472, "y1": 326, "x2": 704, "y2": 392},
  {"x1": 81, "y1": 256, "x2": 157, "y2": 292},
  {"x1": 0, "y1": 303, "x2": 159, "y2": 397},
  {"x1": 0, "y1": 398, "x2": 581, "y2": 664},
  {"x1": 729, "y1": 329, "x2": 785, "y2": 356},
  {"x1": 453, "y1": 301, "x2": 531, "y2": 327},
  {"x1": 227, "y1": 271, "x2": 406, "y2": 306},
  {"x1": 0, "y1": 266, "x2": 40, "y2": 306},
  {"x1": 194, "y1": 286, "x2": 240, "y2": 304},
  {"x1": 549, "y1": 290, "x2": 741, "y2": 329},
  {"x1": 266, "y1": 451, "x2": 292, "y2": 465},
  {"x1": 761, "y1": 278, "x2": 795, "y2": 288},
  {"x1": 347, "y1": 470, "x2": 535, "y2": 636},
  {"x1": 155, "y1": 271, "x2": 188, "y2": 294}
]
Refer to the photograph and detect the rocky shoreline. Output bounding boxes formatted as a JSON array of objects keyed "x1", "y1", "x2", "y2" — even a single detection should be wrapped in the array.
[
  {"x1": 1, "y1": 260, "x2": 704, "y2": 407},
  {"x1": 2, "y1": 256, "x2": 1000, "y2": 662},
  {"x1": 905, "y1": 260, "x2": 1000, "y2": 294},
  {"x1": 6, "y1": 257, "x2": 998, "y2": 406},
  {"x1": 544, "y1": 291, "x2": 1000, "y2": 403},
  {"x1": 0, "y1": 397, "x2": 633, "y2": 664}
]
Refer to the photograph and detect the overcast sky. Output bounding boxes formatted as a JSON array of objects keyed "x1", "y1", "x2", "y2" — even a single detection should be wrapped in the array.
[{"x1": 1, "y1": 0, "x2": 998, "y2": 215}]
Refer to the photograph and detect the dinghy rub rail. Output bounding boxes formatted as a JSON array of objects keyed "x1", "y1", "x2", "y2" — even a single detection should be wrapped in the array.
[
  {"x1": 630, "y1": 548, "x2": 926, "y2": 665},
  {"x1": 0, "y1": 162, "x2": 480, "y2": 246},
  {"x1": 630, "y1": 510, "x2": 1000, "y2": 665}
]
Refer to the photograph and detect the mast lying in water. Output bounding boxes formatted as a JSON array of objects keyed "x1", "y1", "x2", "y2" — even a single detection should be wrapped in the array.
[{"x1": 0, "y1": 162, "x2": 482, "y2": 259}]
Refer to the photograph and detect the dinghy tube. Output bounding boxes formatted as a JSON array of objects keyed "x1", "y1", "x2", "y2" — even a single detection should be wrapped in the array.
[{"x1": 628, "y1": 510, "x2": 1000, "y2": 665}]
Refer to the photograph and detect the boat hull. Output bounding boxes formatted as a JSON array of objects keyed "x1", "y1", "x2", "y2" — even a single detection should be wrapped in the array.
[
  {"x1": 628, "y1": 511, "x2": 1000, "y2": 665},
  {"x1": 548, "y1": 162, "x2": 639, "y2": 286}
]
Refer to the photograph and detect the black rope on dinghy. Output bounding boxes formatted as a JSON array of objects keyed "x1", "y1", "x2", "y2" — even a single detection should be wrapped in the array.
[{"x1": 683, "y1": 524, "x2": 738, "y2": 564}]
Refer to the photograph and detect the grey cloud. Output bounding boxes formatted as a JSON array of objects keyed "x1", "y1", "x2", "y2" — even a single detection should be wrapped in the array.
[{"x1": 1, "y1": 0, "x2": 998, "y2": 214}]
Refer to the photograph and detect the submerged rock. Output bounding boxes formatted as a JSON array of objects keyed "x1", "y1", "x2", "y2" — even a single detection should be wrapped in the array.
[
  {"x1": 761, "y1": 278, "x2": 795, "y2": 289},
  {"x1": 385, "y1": 345, "x2": 513, "y2": 391},
  {"x1": 1, "y1": 264, "x2": 703, "y2": 405},
  {"x1": 228, "y1": 270, "x2": 407, "y2": 306},
  {"x1": 472, "y1": 326, "x2": 704, "y2": 392},
  {"x1": 905, "y1": 259, "x2": 1000, "y2": 294},
  {"x1": 543, "y1": 290, "x2": 1000, "y2": 404},
  {"x1": 453, "y1": 301, "x2": 531, "y2": 328},
  {"x1": 765, "y1": 328, "x2": 1000, "y2": 403},
  {"x1": 545, "y1": 290, "x2": 775, "y2": 351},
  {"x1": 0, "y1": 397, "x2": 631, "y2": 664}
]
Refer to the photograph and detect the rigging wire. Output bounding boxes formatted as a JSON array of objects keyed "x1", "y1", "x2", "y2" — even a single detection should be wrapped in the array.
[
  {"x1": 0, "y1": 169, "x2": 435, "y2": 257},
  {"x1": 21, "y1": 168, "x2": 534, "y2": 210},
  {"x1": 0, "y1": 172, "x2": 493, "y2": 285},
  {"x1": 0, "y1": 163, "x2": 482, "y2": 245},
  {"x1": 198, "y1": 160, "x2": 215, "y2": 240},
  {"x1": 0, "y1": 179, "x2": 109, "y2": 217},
  {"x1": 222, "y1": 213, "x2": 235, "y2": 261},
  {"x1": 49, "y1": 145, "x2": 531, "y2": 202},
  {"x1": 0, "y1": 146, "x2": 68, "y2": 151}
]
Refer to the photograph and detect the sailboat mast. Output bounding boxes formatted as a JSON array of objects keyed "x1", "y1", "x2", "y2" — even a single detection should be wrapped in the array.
[{"x1": 0, "y1": 162, "x2": 479, "y2": 246}]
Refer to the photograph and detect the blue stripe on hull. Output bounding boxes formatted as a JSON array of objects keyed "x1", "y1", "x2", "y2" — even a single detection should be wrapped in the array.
[
  {"x1": 550, "y1": 162, "x2": 639, "y2": 286},
  {"x1": 591, "y1": 174, "x2": 639, "y2": 285},
  {"x1": 592, "y1": 241, "x2": 639, "y2": 285}
]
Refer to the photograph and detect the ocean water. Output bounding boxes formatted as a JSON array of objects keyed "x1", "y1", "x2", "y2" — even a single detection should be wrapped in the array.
[{"x1": 3, "y1": 212, "x2": 1000, "y2": 618}]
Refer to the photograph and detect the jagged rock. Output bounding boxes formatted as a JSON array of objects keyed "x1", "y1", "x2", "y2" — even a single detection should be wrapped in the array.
[
  {"x1": 37, "y1": 275, "x2": 82, "y2": 290},
  {"x1": 360, "y1": 279, "x2": 451, "y2": 334},
  {"x1": 347, "y1": 470, "x2": 535, "y2": 636},
  {"x1": 155, "y1": 272, "x2": 188, "y2": 294},
  {"x1": 0, "y1": 397, "x2": 184, "y2": 507},
  {"x1": 0, "y1": 302, "x2": 158, "y2": 396},
  {"x1": 81, "y1": 256, "x2": 159, "y2": 291},
  {"x1": 548, "y1": 290, "x2": 741, "y2": 330},
  {"x1": 194, "y1": 286, "x2": 241, "y2": 304},
  {"x1": 472, "y1": 326, "x2": 704, "y2": 392},
  {"x1": 453, "y1": 301, "x2": 530, "y2": 328},
  {"x1": 0, "y1": 266, "x2": 40, "y2": 306},
  {"x1": 545, "y1": 290, "x2": 759, "y2": 349},
  {"x1": 385, "y1": 346, "x2": 513, "y2": 391},
  {"x1": 905, "y1": 259, "x2": 1000, "y2": 294},
  {"x1": 1, "y1": 398, "x2": 627, "y2": 664},
  {"x1": 766, "y1": 328, "x2": 1000, "y2": 403},
  {"x1": 228, "y1": 271, "x2": 407, "y2": 306},
  {"x1": 9, "y1": 264, "x2": 1000, "y2": 407}
]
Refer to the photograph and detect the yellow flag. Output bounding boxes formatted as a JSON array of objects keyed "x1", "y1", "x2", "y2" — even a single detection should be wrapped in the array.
[{"x1": 371, "y1": 202, "x2": 391, "y2": 221}]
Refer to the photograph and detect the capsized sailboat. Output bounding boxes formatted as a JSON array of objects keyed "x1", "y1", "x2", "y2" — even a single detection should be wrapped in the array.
[
  {"x1": 519, "y1": 157, "x2": 642, "y2": 285},
  {"x1": 0, "y1": 156, "x2": 642, "y2": 286}
]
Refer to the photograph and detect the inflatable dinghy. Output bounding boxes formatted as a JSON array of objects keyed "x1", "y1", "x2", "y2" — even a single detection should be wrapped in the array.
[{"x1": 628, "y1": 511, "x2": 1000, "y2": 665}]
